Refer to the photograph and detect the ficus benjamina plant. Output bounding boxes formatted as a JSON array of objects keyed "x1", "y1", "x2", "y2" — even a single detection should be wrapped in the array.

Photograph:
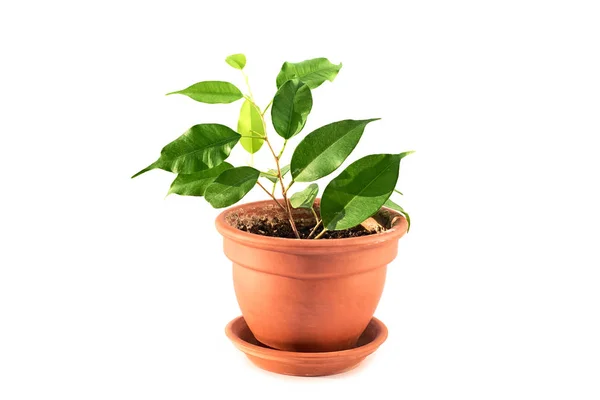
[{"x1": 132, "y1": 54, "x2": 412, "y2": 239}]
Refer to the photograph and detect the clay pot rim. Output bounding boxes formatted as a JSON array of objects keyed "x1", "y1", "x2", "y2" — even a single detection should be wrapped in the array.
[
  {"x1": 225, "y1": 316, "x2": 388, "y2": 361},
  {"x1": 215, "y1": 199, "x2": 408, "y2": 248}
]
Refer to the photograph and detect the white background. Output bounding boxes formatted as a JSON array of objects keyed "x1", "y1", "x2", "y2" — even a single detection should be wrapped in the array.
[{"x1": 1, "y1": 0, "x2": 599, "y2": 398}]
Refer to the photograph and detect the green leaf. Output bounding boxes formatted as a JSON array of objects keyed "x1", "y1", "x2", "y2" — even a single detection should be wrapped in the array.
[
  {"x1": 271, "y1": 79, "x2": 313, "y2": 139},
  {"x1": 167, "y1": 162, "x2": 233, "y2": 197},
  {"x1": 384, "y1": 198, "x2": 411, "y2": 232},
  {"x1": 260, "y1": 171, "x2": 278, "y2": 182},
  {"x1": 321, "y1": 153, "x2": 412, "y2": 231},
  {"x1": 166, "y1": 81, "x2": 243, "y2": 104},
  {"x1": 290, "y1": 183, "x2": 319, "y2": 209},
  {"x1": 205, "y1": 167, "x2": 260, "y2": 208},
  {"x1": 276, "y1": 58, "x2": 342, "y2": 89},
  {"x1": 290, "y1": 119, "x2": 379, "y2": 182},
  {"x1": 260, "y1": 164, "x2": 290, "y2": 183},
  {"x1": 237, "y1": 100, "x2": 265, "y2": 154},
  {"x1": 225, "y1": 53, "x2": 246, "y2": 70},
  {"x1": 131, "y1": 124, "x2": 240, "y2": 178}
]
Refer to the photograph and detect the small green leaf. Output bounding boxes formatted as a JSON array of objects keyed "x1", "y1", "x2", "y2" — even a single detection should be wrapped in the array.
[
  {"x1": 321, "y1": 153, "x2": 412, "y2": 231},
  {"x1": 260, "y1": 165, "x2": 290, "y2": 183},
  {"x1": 237, "y1": 100, "x2": 265, "y2": 154},
  {"x1": 225, "y1": 53, "x2": 246, "y2": 70},
  {"x1": 167, "y1": 81, "x2": 243, "y2": 104},
  {"x1": 290, "y1": 119, "x2": 379, "y2": 182},
  {"x1": 290, "y1": 183, "x2": 319, "y2": 209},
  {"x1": 276, "y1": 58, "x2": 342, "y2": 89},
  {"x1": 132, "y1": 124, "x2": 240, "y2": 178},
  {"x1": 167, "y1": 162, "x2": 233, "y2": 197},
  {"x1": 259, "y1": 171, "x2": 278, "y2": 181},
  {"x1": 384, "y1": 198, "x2": 411, "y2": 232},
  {"x1": 205, "y1": 167, "x2": 260, "y2": 208},
  {"x1": 271, "y1": 79, "x2": 313, "y2": 139}
]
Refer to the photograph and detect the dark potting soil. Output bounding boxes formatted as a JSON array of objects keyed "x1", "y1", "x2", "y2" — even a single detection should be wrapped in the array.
[{"x1": 231, "y1": 215, "x2": 380, "y2": 239}]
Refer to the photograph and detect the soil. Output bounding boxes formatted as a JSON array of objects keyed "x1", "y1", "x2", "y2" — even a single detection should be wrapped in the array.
[{"x1": 231, "y1": 214, "x2": 381, "y2": 239}]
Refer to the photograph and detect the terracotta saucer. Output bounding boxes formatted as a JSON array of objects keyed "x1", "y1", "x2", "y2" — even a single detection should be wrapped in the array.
[{"x1": 225, "y1": 316, "x2": 388, "y2": 377}]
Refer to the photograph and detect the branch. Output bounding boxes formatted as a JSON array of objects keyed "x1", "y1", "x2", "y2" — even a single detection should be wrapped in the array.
[
  {"x1": 277, "y1": 140, "x2": 288, "y2": 159},
  {"x1": 265, "y1": 136, "x2": 278, "y2": 160},
  {"x1": 310, "y1": 207, "x2": 319, "y2": 223},
  {"x1": 262, "y1": 98, "x2": 273, "y2": 116},
  {"x1": 256, "y1": 182, "x2": 286, "y2": 211},
  {"x1": 264, "y1": 137, "x2": 300, "y2": 239},
  {"x1": 242, "y1": 71, "x2": 254, "y2": 100},
  {"x1": 314, "y1": 228, "x2": 328, "y2": 240},
  {"x1": 307, "y1": 219, "x2": 322, "y2": 239},
  {"x1": 283, "y1": 180, "x2": 295, "y2": 196}
]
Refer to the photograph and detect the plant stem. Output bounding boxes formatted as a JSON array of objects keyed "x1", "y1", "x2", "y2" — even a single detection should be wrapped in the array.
[
  {"x1": 307, "y1": 206, "x2": 321, "y2": 239},
  {"x1": 256, "y1": 182, "x2": 286, "y2": 211},
  {"x1": 284, "y1": 180, "x2": 294, "y2": 195},
  {"x1": 313, "y1": 228, "x2": 328, "y2": 240},
  {"x1": 307, "y1": 219, "x2": 322, "y2": 239},
  {"x1": 264, "y1": 136, "x2": 278, "y2": 160},
  {"x1": 310, "y1": 207, "x2": 319, "y2": 223},
  {"x1": 284, "y1": 196, "x2": 300, "y2": 238},
  {"x1": 262, "y1": 99, "x2": 273, "y2": 116},
  {"x1": 242, "y1": 71, "x2": 254, "y2": 100},
  {"x1": 277, "y1": 140, "x2": 288, "y2": 159},
  {"x1": 264, "y1": 137, "x2": 300, "y2": 239},
  {"x1": 243, "y1": 70, "x2": 298, "y2": 239}
]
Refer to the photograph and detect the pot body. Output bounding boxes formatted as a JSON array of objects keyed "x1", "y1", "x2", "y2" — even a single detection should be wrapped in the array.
[{"x1": 216, "y1": 200, "x2": 407, "y2": 352}]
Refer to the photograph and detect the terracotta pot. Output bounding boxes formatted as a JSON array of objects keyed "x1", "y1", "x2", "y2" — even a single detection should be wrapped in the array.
[{"x1": 215, "y1": 199, "x2": 408, "y2": 352}]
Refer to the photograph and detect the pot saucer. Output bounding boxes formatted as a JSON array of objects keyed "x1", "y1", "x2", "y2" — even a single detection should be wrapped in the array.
[{"x1": 225, "y1": 316, "x2": 388, "y2": 377}]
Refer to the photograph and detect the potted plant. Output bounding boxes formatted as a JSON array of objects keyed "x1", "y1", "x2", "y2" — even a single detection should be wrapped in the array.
[{"x1": 132, "y1": 54, "x2": 412, "y2": 372}]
